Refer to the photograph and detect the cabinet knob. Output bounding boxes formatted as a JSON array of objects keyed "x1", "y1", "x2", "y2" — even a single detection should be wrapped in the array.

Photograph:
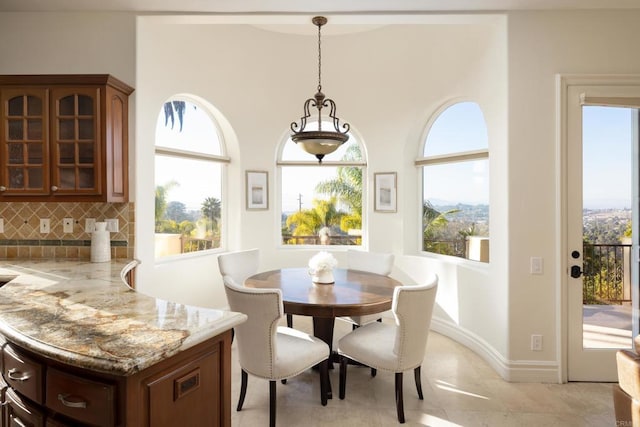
[
  {"x1": 0, "y1": 186, "x2": 6, "y2": 192},
  {"x1": 51, "y1": 186, "x2": 58, "y2": 192}
]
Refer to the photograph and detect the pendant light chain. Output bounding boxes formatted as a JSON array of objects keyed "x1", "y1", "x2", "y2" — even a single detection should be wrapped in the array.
[{"x1": 317, "y1": 21, "x2": 322, "y2": 93}]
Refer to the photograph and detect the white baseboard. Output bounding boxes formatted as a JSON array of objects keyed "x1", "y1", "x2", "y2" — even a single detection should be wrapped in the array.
[{"x1": 431, "y1": 316, "x2": 560, "y2": 383}]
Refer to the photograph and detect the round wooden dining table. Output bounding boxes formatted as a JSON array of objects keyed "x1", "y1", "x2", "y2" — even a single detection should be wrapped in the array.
[{"x1": 244, "y1": 267, "x2": 401, "y2": 353}]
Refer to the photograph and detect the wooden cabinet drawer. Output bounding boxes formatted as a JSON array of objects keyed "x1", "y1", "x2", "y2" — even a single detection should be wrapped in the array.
[
  {"x1": 148, "y1": 350, "x2": 221, "y2": 426},
  {"x1": 46, "y1": 368, "x2": 115, "y2": 427},
  {"x1": 3, "y1": 344, "x2": 44, "y2": 404},
  {"x1": 5, "y1": 387, "x2": 45, "y2": 427}
]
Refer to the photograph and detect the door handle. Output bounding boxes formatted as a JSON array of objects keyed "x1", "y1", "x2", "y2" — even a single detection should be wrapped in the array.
[{"x1": 570, "y1": 265, "x2": 583, "y2": 278}]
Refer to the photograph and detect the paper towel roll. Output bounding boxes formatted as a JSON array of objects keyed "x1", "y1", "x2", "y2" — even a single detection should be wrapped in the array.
[{"x1": 91, "y1": 222, "x2": 111, "y2": 262}]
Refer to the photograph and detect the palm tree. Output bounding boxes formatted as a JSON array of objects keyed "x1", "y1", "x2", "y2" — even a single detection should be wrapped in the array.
[
  {"x1": 285, "y1": 198, "x2": 344, "y2": 240},
  {"x1": 201, "y1": 197, "x2": 222, "y2": 235},
  {"x1": 422, "y1": 201, "x2": 460, "y2": 255},
  {"x1": 155, "y1": 180, "x2": 179, "y2": 226},
  {"x1": 201, "y1": 197, "x2": 221, "y2": 221},
  {"x1": 163, "y1": 100, "x2": 187, "y2": 131},
  {"x1": 315, "y1": 144, "x2": 362, "y2": 232}
]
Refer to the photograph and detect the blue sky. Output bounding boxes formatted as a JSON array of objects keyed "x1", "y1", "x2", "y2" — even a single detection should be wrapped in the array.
[{"x1": 583, "y1": 106, "x2": 633, "y2": 209}]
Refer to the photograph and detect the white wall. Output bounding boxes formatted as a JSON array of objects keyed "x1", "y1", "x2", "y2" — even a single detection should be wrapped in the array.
[
  {"x1": 0, "y1": 12, "x2": 135, "y2": 81},
  {"x1": 506, "y1": 10, "x2": 640, "y2": 379}
]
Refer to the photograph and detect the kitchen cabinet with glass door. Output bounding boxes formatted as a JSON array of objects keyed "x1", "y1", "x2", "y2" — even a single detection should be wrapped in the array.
[{"x1": 0, "y1": 75, "x2": 133, "y2": 202}]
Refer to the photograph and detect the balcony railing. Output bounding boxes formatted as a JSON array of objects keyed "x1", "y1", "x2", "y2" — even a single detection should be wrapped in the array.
[
  {"x1": 583, "y1": 242, "x2": 632, "y2": 304},
  {"x1": 423, "y1": 236, "x2": 490, "y2": 262},
  {"x1": 183, "y1": 236, "x2": 220, "y2": 253},
  {"x1": 282, "y1": 234, "x2": 361, "y2": 245}
]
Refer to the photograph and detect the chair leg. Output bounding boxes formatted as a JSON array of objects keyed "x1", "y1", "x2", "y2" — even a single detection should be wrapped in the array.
[
  {"x1": 414, "y1": 366, "x2": 423, "y2": 400},
  {"x1": 287, "y1": 314, "x2": 293, "y2": 328},
  {"x1": 395, "y1": 372, "x2": 405, "y2": 423},
  {"x1": 269, "y1": 380, "x2": 276, "y2": 427},
  {"x1": 237, "y1": 369, "x2": 248, "y2": 411},
  {"x1": 319, "y1": 359, "x2": 329, "y2": 406},
  {"x1": 339, "y1": 355, "x2": 348, "y2": 399}
]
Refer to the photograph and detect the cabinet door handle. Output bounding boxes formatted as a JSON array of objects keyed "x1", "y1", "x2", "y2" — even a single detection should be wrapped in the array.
[
  {"x1": 51, "y1": 185, "x2": 58, "y2": 192},
  {"x1": 58, "y1": 393, "x2": 88, "y2": 408},
  {"x1": 0, "y1": 186, "x2": 5, "y2": 192},
  {"x1": 7, "y1": 368, "x2": 30, "y2": 382},
  {"x1": 11, "y1": 416, "x2": 27, "y2": 427}
]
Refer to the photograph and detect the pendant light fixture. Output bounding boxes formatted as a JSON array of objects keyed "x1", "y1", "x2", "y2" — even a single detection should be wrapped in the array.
[{"x1": 290, "y1": 16, "x2": 350, "y2": 164}]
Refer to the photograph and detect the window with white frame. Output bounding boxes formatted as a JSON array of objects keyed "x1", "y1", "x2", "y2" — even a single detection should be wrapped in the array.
[
  {"x1": 278, "y1": 126, "x2": 366, "y2": 246},
  {"x1": 417, "y1": 101, "x2": 490, "y2": 262},
  {"x1": 154, "y1": 97, "x2": 228, "y2": 258}
]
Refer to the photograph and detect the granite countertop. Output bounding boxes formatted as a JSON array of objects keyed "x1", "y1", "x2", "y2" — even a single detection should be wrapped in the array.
[{"x1": 0, "y1": 260, "x2": 246, "y2": 376}]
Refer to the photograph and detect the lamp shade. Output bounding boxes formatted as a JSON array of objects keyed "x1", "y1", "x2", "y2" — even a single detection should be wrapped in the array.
[{"x1": 292, "y1": 130, "x2": 349, "y2": 161}]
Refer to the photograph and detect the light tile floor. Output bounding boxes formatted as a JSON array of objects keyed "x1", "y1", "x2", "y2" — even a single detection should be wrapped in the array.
[{"x1": 230, "y1": 316, "x2": 616, "y2": 426}]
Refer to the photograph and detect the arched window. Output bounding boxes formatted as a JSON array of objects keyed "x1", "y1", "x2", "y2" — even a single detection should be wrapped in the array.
[
  {"x1": 154, "y1": 96, "x2": 229, "y2": 258},
  {"x1": 416, "y1": 101, "x2": 490, "y2": 262},
  {"x1": 278, "y1": 125, "x2": 366, "y2": 246}
]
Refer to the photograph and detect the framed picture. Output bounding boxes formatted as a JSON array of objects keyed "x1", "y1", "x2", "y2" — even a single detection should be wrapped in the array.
[
  {"x1": 374, "y1": 172, "x2": 397, "y2": 212},
  {"x1": 246, "y1": 170, "x2": 269, "y2": 210}
]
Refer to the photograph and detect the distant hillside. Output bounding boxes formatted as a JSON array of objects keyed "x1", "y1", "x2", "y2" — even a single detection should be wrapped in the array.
[{"x1": 583, "y1": 208, "x2": 631, "y2": 244}]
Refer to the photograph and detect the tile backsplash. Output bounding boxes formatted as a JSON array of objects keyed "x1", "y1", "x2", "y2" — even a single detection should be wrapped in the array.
[{"x1": 0, "y1": 202, "x2": 135, "y2": 260}]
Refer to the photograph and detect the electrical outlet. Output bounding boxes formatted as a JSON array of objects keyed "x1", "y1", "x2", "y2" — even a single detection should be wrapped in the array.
[
  {"x1": 105, "y1": 218, "x2": 119, "y2": 232},
  {"x1": 63, "y1": 218, "x2": 73, "y2": 233},
  {"x1": 531, "y1": 334, "x2": 543, "y2": 351},
  {"x1": 0, "y1": 218, "x2": 3, "y2": 234},
  {"x1": 40, "y1": 218, "x2": 50, "y2": 234},
  {"x1": 85, "y1": 218, "x2": 96, "y2": 233}
]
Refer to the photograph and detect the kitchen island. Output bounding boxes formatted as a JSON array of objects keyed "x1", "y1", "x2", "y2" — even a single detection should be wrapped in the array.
[{"x1": 0, "y1": 260, "x2": 246, "y2": 426}]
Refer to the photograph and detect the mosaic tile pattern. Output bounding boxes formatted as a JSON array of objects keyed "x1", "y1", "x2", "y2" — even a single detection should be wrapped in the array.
[{"x1": 0, "y1": 202, "x2": 135, "y2": 260}]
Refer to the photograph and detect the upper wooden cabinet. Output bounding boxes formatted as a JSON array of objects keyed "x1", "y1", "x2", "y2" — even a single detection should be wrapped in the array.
[{"x1": 0, "y1": 75, "x2": 134, "y2": 202}]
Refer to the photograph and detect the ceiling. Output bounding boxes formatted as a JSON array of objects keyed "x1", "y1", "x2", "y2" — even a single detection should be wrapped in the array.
[{"x1": 1, "y1": 0, "x2": 639, "y2": 13}]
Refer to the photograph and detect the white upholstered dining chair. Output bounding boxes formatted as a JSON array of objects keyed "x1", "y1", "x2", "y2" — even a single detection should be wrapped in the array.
[
  {"x1": 218, "y1": 248, "x2": 294, "y2": 327},
  {"x1": 223, "y1": 276, "x2": 330, "y2": 427},
  {"x1": 217, "y1": 248, "x2": 260, "y2": 284},
  {"x1": 337, "y1": 274, "x2": 438, "y2": 424},
  {"x1": 339, "y1": 249, "x2": 395, "y2": 328}
]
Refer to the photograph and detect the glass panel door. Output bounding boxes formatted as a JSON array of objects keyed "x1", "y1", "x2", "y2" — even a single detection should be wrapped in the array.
[
  {"x1": 50, "y1": 89, "x2": 99, "y2": 194},
  {"x1": 565, "y1": 80, "x2": 640, "y2": 381},
  {"x1": 0, "y1": 89, "x2": 48, "y2": 194}
]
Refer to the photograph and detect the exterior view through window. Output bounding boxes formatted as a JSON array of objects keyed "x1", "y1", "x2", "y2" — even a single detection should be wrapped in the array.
[
  {"x1": 581, "y1": 105, "x2": 634, "y2": 349},
  {"x1": 279, "y1": 128, "x2": 365, "y2": 246},
  {"x1": 419, "y1": 101, "x2": 490, "y2": 262},
  {"x1": 154, "y1": 97, "x2": 226, "y2": 258}
]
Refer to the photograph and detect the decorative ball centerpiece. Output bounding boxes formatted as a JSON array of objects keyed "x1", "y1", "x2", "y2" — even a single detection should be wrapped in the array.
[{"x1": 308, "y1": 251, "x2": 338, "y2": 284}]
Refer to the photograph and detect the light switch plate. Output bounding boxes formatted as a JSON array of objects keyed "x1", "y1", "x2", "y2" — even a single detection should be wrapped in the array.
[
  {"x1": 85, "y1": 218, "x2": 96, "y2": 233},
  {"x1": 105, "y1": 218, "x2": 119, "y2": 232},
  {"x1": 530, "y1": 257, "x2": 543, "y2": 275}
]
